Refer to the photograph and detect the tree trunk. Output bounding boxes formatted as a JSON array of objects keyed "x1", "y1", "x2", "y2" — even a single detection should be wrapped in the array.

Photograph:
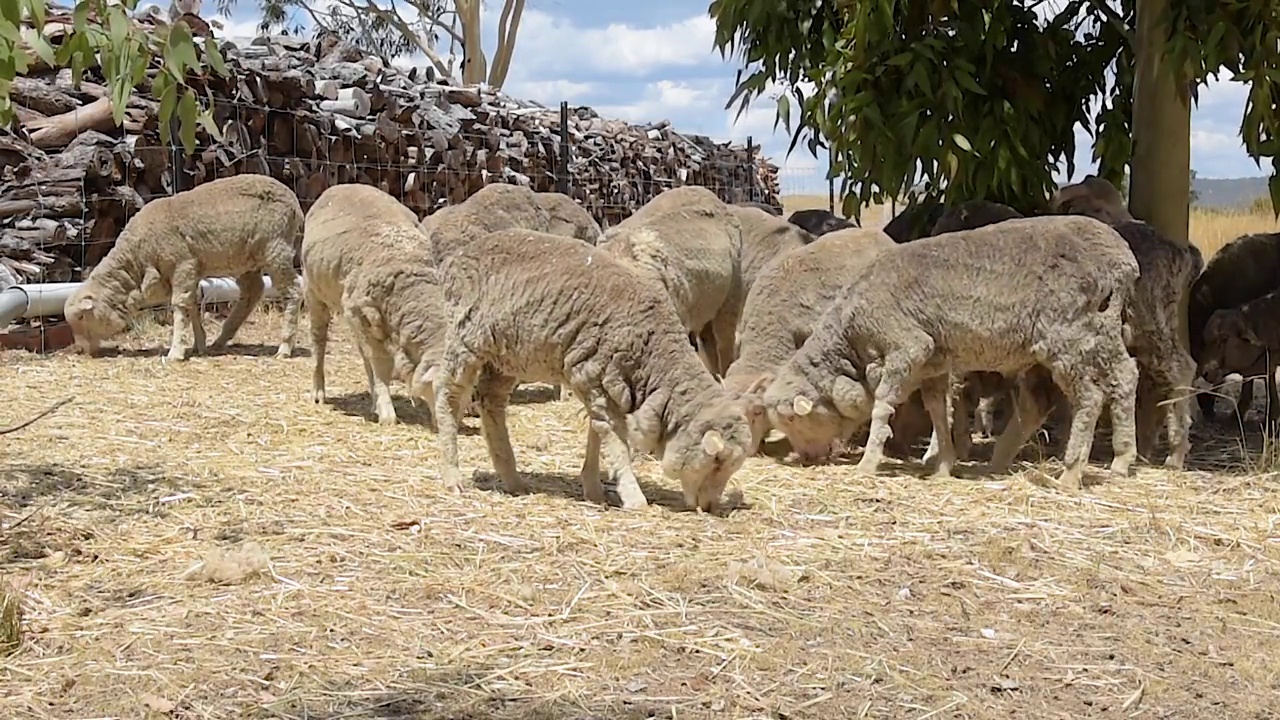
[{"x1": 1129, "y1": 0, "x2": 1191, "y2": 247}]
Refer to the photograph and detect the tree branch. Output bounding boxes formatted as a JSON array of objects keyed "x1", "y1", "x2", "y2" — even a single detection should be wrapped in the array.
[
  {"x1": 489, "y1": 0, "x2": 525, "y2": 88},
  {"x1": 0, "y1": 397, "x2": 72, "y2": 436},
  {"x1": 1083, "y1": 0, "x2": 1134, "y2": 42},
  {"x1": 334, "y1": 0, "x2": 455, "y2": 79}
]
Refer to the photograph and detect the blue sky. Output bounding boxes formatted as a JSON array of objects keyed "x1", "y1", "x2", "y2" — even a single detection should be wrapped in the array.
[{"x1": 210, "y1": 0, "x2": 1266, "y2": 195}]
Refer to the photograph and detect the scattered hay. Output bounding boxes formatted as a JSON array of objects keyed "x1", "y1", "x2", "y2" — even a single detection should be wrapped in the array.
[
  {"x1": 0, "y1": 584, "x2": 20, "y2": 655},
  {"x1": 179, "y1": 540, "x2": 271, "y2": 584},
  {"x1": 0, "y1": 310, "x2": 1278, "y2": 718}
]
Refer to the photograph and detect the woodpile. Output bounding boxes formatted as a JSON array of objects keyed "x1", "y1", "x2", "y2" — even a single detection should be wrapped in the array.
[{"x1": 0, "y1": 10, "x2": 782, "y2": 291}]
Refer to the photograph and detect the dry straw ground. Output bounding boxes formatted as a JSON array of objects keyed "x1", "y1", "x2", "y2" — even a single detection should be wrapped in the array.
[{"x1": 2, "y1": 205, "x2": 1280, "y2": 719}]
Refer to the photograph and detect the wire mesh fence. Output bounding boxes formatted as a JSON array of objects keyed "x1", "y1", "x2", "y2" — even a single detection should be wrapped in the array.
[{"x1": 1, "y1": 83, "x2": 784, "y2": 352}]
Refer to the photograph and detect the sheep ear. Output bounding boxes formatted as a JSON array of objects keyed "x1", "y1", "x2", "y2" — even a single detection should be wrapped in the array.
[
  {"x1": 700, "y1": 429, "x2": 725, "y2": 456},
  {"x1": 792, "y1": 395, "x2": 813, "y2": 416}
]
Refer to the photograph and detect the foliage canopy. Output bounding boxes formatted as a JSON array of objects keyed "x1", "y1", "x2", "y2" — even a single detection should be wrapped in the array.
[
  {"x1": 709, "y1": 0, "x2": 1280, "y2": 221},
  {"x1": 0, "y1": 0, "x2": 229, "y2": 155}
]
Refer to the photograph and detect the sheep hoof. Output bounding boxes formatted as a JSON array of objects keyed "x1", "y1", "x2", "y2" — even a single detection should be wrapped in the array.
[
  {"x1": 274, "y1": 345, "x2": 293, "y2": 359},
  {"x1": 376, "y1": 412, "x2": 398, "y2": 426},
  {"x1": 164, "y1": 349, "x2": 188, "y2": 363},
  {"x1": 441, "y1": 469, "x2": 466, "y2": 493},
  {"x1": 311, "y1": 389, "x2": 326, "y2": 404}
]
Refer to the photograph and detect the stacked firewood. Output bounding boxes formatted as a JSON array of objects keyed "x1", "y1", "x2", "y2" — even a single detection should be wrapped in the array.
[{"x1": 0, "y1": 10, "x2": 782, "y2": 288}]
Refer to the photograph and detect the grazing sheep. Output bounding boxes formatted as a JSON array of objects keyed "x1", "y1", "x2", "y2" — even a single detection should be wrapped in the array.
[
  {"x1": 1188, "y1": 232, "x2": 1280, "y2": 422},
  {"x1": 736, "y1": 201, "x2": 783, "y2": 216},
  {"x1": 598, "y1": 185, "x2": 745, "y2": 378},
  {"x1": 882, "y1": 198, "x2": 947, "y2": 243},
  {"x1": 925, "y1": 200, "x2": 1026, "y2": 450},
  {"x1": 722, "y1": 227, "x2": 897, "y2": 453},
  {"x1": 761, "y1": 215, "x2": 1141, "y2": 491},
  {"x1": 340, "y1": 259, "x2": 449, "y2": 430},
  {"x1": 535, "y1": 191, "x2": 603, "y2": 244},
  {"x1": 432, "y1": 228, "x2": 756, "y2": 513},
  {"x1": 64, "y1": 174, "x2": 304, "y2": 362},
  {"x1": 786, "y1": 209, "x2": 856, "y2": 237},
  {"x1": 931, "y1": 200, "x2": 1023, "y2": 236},
  {"x1": 419, "y1": 182, "x2": 551, "y2": 263},
  {"x1": 729, "y1": 204, "x2": 814, "y2": 294},
  {"x1": 1114, "y1": 221, "x2": 1204, "y2": 468},
  {"x1": 301, "y1": 183, "x2": 433, "y2": 425},
  {"x1": 1197, "y1": 288, "x2": 1280, "y2": 427},
  {"x1": 1048, "y1": 175, "x2": 1136, "y2": 225}
]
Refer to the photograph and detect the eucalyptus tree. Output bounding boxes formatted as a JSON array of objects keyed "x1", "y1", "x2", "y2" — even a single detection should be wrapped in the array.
[{"x1": 709, "y1": 0, "x2": 1280, "y2": 243}]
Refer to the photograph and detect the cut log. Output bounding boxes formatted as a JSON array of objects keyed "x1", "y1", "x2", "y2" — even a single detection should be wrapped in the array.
[{"x1": 27, "y1": 97, "x2": 118, "y2": 149}]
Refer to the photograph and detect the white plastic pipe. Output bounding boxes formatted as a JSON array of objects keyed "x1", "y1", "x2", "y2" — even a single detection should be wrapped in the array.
[{"x1": 0, "y1": 275, "x2": 305, "y2": 329}]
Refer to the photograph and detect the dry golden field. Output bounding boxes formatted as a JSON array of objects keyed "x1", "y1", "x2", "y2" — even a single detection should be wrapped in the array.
[
  {"x1": 781, "y1": 194, "x2": 1280, "y2": 260},
  {"x1": 1, "y1": 205, "x2": 1279, "y2": 718}
]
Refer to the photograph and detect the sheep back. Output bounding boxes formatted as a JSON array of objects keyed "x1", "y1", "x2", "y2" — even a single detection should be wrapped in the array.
[
  {"x1": 534, "y1": 191, "x2": 603, "y2": 244},
  {"x1": 1188, "y1": 232, "x2": 1280, "y2": 361},
  {"x1": 785, "y1": 208, "x2": 856, "y2": 237},
  {"x1": 930, "y1": 200, "x2": 1023, "y2": 236},
  {"x1": 729, "y1": 205, "x2": 814, "y2": 294},
  {"x1": 421, "y1": 182, "x2": 551, "y2": 264}
]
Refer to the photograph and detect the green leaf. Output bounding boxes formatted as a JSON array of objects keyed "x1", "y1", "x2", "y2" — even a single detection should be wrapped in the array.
[
  {"x1": 24, "y1": 0, "x2": 44, "y2": 32},
  {"x1": 166, "y1": 22, "x2": 200, "y2": 80},
  {"x1": 21, "y1": 26, "x2": 54, "y2": 67},
  {"x1": 1270, "y1": 174, "x2": 1280, "y2": 219},
  {"x1": 775, "y1": 93, "x2": 790, "y2": 132},
  {"x1": 952, "y1": 132, "x2": 975, "y2": 154},
  {"x1": 107, "y1": 4, "x2": 128, "y2": 49},
  {"x1": 177, "y1": 87, "x2": 199, "y2": 155},
  {"x1": 203, "y1": 37, "x2": 228, "y2": 77}
]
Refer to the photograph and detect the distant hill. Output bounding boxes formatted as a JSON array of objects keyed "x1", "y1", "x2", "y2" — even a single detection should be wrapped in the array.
[{"x1": 1193, "y1": 176, "x2": 1268, "y2": 209}]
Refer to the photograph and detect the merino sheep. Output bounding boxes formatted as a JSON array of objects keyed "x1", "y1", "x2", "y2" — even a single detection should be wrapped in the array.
[
  {"x1": 597, "y1": 185, "x2": 745, "y2": 378},
  {"x1": 786, "y1": 209, "x2": 856, "y2": 237},
  {"x1": 535, "y1": 191, "x2": 603, "y2": 244},
  {"x1": 931, "y1": 200, "x2": 1023, "y2": 236},
  {"x1": 723, "y1": 227, "x2": 897, "y2": 453},
  {"x1": 729, "y1": 204, "x2": 814, "y2": 294},
  {"x1": 736, "y1": 201, "x2": 783, "y2": 216},
  {"x1": 761, "y1": 215, "x2": 1141, "y2": 491},
  {"x1": 1048, "y1": 175, "x2": 1136, "y2": 225},
  {"x1": 301, "y1": 183, "x2": 435, "y2": 425},
  {"x1": 64, "y1": 174, "x2": 304, "y2": 362},
  {"x1": 1188, "y1": 232, "x2": 1280, "y2": 422},
  {"x1": 1197, "y1": 288, "x2": 1280, "y2": 427},
  {"x1": 419, "y1": 182, "x2": 551, "y2": 263},
  {"x1": 432, "y1": 228, "x2": 756, "y2": 513}
]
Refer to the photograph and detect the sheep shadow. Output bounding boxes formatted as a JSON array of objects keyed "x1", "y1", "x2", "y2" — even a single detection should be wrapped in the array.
[
  {"x1": 84, "y1": 343, "x2": 304, "y2": 360},
  {"x1": 0, "y1": 463, "x2": 192, "y2": 564},
  {"x1": 470, "y1": 469, "x2": 714, "y2": 514},
  {"x1": 262, "y1": 669, "x2": 677, "y2": 719},
  {"x1": 325, "y1": 392, "x2": 477, "y2": 434}
]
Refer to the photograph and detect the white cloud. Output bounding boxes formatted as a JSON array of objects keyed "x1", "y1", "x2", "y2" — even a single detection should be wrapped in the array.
[
  {"x1": 595, "y1": 79, "x2": 723, "y2": 124},
  {"x1": 507, "y1": 11, "x2": 718, "y2": 78}
]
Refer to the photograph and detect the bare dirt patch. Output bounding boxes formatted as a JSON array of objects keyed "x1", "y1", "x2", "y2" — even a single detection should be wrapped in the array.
[{"x1": 2, "y1": 310, "x2": 1278, "y2": 719}]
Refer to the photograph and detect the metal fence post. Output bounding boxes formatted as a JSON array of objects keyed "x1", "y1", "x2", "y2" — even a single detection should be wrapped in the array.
[
  {"x1": 827, "y1": 147, "x2": 835, "y2": 215},
  {"x1": 558, "y1": 101, "x2": 570, "y2": 196}
]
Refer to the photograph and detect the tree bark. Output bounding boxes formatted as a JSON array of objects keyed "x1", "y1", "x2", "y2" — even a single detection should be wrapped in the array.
[{"x1": 1129, "y1": 0, "x2": 1191, "y2": 247}]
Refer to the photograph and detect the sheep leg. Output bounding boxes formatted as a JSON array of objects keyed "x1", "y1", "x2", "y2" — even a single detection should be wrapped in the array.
[
  {"x1": 603, "y1": 428, "x2": 648, "y2": 510},
  {"x1": 266, "y1": 262, "x2": 302, "y2": 359},
  {"x1": 951, "y1": 376, "x2": 974, "y2": 462},
  {"x1": 1235, "y1": 377, "x2": 1255, "y2": 424},
  {"x1": 988, "y1": 373, "x2": 1054, "y2": 473},
  {"x1": 164, "y1": 264, "x2": 200, "y2": 362},
  {"x1": 1265, "y1": 359, "x2": 1280, "y2": 430},
  {"x1": 707, "y1": 304, "x2": 741, "y2": 378},
  {"x1": 578, "y1": 422, "x2": 608, "y2": 505},
  {"x1": 1133, "y1": 370, "x2": 1162, "y2": 463},
  {"x1": 434, "y1": 349, "x2": 482, "y2": 494},
  {"x1": 1103, "y1": 351, "x2": 1140, "y2": 478},
  {"x1": 919, "y1": 375, "x2": 957, "y2": 479},
  {"x1": 475, "y1": 371, "x2": 528, "y2": 495},
  {"x1": 190, "y1": 298, "x2": 207, "y2": 356},
  {"x1": 210, "y1": 271, "x2": 265, "y2": 351},
  {"x1": 855, "y1": 350, "x2": 924, "y2": 476},
  {"x1": 309, "y1": 295, "x2": 331, "y2": 404},
  {"x1": 357, "y1": 336, "x2": 399, "y2": 426}
]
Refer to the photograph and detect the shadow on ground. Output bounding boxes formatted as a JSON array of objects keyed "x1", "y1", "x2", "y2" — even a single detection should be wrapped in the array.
[{"x1": 253, "y1": 670, "x2": 688, "y2": 720}]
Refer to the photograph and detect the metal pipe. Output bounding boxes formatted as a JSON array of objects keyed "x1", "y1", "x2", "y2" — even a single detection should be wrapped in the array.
[{"x1": 0, "y1": 275, "x2": 304, "y2": 329}]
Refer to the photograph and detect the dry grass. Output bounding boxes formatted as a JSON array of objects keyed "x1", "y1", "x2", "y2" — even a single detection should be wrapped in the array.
[
  {"x1": 3, "y1": 310, "x2": 1280, "y2": 719},
  {"x1": 781, "y1": 196, "x2": 1280, "y2": 259}
]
